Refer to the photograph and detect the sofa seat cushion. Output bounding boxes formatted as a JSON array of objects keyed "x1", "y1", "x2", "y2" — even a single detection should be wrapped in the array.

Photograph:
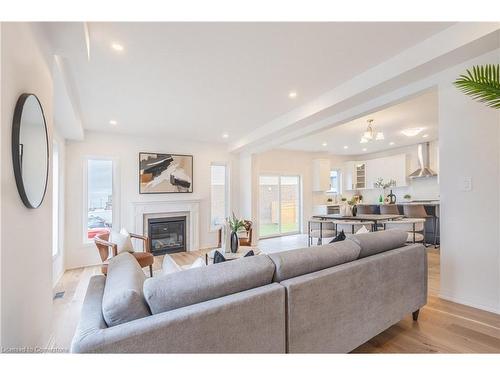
[
  {"x1": 267, "y1": 240, "x2": 361, "y2": 282},
  {"x1": 349, "y1": 229, "x2": 408, "y2": 259},
  {"x1": 143, "y1": 254, "x2": 276, "y2": 314},
  {"x1": 102, "y1": 252, "x2": 151, "y2": 327}
]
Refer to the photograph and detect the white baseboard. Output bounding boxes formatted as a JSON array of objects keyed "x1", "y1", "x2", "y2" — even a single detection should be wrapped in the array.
[{"x1": 438, "y1": 291, "x2": 500, "y2": 315}]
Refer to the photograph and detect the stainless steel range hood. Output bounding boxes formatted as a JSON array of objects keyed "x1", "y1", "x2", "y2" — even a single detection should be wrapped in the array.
[{"x1": 408, "y1": 142, "x2": 437, "y2": 179}]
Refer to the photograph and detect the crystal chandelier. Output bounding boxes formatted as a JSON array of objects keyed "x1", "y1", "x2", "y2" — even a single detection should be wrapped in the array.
[{"x1": 360, "y1": 119, "x2": 384, "y2": 143}]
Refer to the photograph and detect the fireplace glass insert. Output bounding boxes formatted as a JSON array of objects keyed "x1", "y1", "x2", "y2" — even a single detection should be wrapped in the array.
[{"x1": 148, "y1": 216, "x2": 186, "y2": 255}]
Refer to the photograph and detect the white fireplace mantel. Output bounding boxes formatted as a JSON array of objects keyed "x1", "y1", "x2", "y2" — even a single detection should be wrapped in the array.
[{"x1": 132, "y1": 200, "x2": 201, "y2": 251}]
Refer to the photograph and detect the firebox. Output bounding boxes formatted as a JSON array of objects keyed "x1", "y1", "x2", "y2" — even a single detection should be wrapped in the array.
[{"x1": 148, "y1": 216, "x2": 186, "y2": 255}]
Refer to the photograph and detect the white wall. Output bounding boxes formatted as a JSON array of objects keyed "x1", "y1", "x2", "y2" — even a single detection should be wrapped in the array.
[
  {"x1": 439, "y1": 48, "x2": 500, "y2": 313},
  {"x1": 338, "y1": 141, "x2": 440, "y2": 203},
  {"x1": 1, "y1": 23, "x2": 54, "y2": 348},
  {"x1": 65, "y1": 131, "x2": 239, "y2": 269}
]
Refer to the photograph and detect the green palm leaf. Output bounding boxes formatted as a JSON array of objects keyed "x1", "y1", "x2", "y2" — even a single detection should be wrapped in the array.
[{"x1": 453, "y1": 64, "x2": 500, "y2": 109}]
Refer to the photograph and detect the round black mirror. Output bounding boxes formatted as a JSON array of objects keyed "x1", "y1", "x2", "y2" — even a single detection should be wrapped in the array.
[{"x1": 12, "y1": 93, "x2": 49, "y2": 209}]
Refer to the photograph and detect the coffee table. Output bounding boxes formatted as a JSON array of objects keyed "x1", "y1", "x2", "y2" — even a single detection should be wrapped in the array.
[{"x1": 167, "y1": 246, "x2": 261, "y2": 268}]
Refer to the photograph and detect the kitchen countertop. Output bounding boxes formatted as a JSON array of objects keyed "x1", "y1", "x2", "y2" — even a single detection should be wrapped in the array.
[{"x1": 356, "y1": 201, "x2": 440, "y2": 206}]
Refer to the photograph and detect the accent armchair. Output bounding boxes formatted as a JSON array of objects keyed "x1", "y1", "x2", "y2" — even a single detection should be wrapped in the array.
[{"x1": 94, "y1": 232, "x2": 155, "y2": 277}]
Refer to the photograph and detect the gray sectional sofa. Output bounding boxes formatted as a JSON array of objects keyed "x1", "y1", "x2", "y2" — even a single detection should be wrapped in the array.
[{"x1": 70, "y1": 229, "x2": 427, "y2": 353}]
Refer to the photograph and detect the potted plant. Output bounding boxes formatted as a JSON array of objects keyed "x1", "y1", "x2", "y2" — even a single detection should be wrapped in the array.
[
  {"x1": 404, "y1": 194, "x2": 412, "y2": 202},
  {"x1": 227, "y1": 212, "x2": 245, "y2": 253},
  {"x1": 454, "y1": 64, "x2": 500, "y2": 109}
]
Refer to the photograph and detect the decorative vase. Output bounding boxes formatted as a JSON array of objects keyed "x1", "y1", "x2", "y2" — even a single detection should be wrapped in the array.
[
  {"x1": 230, "y1": 231, "x2": 239, "y2": 253},
  {"x1": 221, "y1": 223, "x2": 232, "y2": 253},
  {"x1": 387, "y1": 189, "x2": 396, "y2": 204}
]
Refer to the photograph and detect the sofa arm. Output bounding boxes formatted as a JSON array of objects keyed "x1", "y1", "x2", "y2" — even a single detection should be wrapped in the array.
[{"x1": 71, "y1": 277, "x2": 286, "y2": 353}]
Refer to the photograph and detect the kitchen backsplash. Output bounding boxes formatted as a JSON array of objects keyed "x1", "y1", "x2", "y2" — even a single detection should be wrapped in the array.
[{"x1": 342, "y1": 176, "x2": 439, "y2": 203}]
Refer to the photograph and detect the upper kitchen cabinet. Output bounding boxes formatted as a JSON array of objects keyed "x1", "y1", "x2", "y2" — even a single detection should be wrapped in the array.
[
  {"x1": 345, "y1": 154, "x2": 408, "y2": 191},
  {"x1": 366, "y1": 154, "x2": 407, "y2": 187},
  {"x1": 344, "y1": 161, "x2": 367, "y2": 190},
  {"x1": 312, "y1": 158, "x2": 331, "y2": 192}
]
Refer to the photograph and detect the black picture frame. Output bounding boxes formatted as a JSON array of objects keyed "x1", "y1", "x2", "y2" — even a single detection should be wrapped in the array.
[
  {"x1": 12, "y1": 93, "x2": 50, "y2": 209},
  {"x1": 139, "y1": 152, "x2": 193, "y2": 194}
]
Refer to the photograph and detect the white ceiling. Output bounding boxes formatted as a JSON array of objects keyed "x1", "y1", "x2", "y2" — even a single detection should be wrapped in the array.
[
  {"x1": 44, "y1": 22, "x2": 452, "y2": 143},
  {"x1": 281, "y1": 89, "x2": 438, "y2": 155}
]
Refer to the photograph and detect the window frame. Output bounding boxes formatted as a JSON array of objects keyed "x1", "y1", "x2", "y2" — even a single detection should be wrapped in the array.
[
  {"x1": 327, "y1": 168, "x2": 342, "y2": 195},
  {"x1": 82, "y1": 156, "x2": 120, "y2": 245},
  {"x1": 209, "y1": 162, "x2": 230, "y2": 232}
]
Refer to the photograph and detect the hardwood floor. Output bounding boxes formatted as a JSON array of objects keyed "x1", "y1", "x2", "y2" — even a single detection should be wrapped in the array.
[{"x1": 51, "y1": 240, "x2": 500, "y2": 353}]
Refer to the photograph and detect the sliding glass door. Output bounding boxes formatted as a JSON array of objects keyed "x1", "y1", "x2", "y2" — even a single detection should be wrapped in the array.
[{"x1": 259, "y1": 175, "x2": 301, "y2": 238}]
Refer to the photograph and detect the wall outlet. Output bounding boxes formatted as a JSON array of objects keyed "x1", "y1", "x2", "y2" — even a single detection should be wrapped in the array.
[{"x1": 459, "y1": 177, "x2": 472, "y2": 192}]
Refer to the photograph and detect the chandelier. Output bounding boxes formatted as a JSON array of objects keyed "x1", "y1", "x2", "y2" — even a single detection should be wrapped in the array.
[{"x1": 360, "y1": 119, "x2": 384, "y2": 143}]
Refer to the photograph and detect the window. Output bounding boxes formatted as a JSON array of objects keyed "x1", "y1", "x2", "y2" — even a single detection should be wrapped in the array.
[
  {"x1": 259, "y1": 175, "x2": 301, "y2": 238},
  {"x1": 329, "y1": 169, "x2": 341, "y2": 194},
  {"x1": 86, "y1": 159, "x2": 113, "y2": 240},
  {"x1": 52, "y1": 142, "x2": 59, "y2": 257},
  {"x1": 210, "y1": 163, "x2": 228, "y2": 230}
]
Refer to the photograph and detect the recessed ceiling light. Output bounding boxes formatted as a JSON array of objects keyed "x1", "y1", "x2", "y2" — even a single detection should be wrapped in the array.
[
  {"x1": 109, "y1": 120, "x2": 117, "y2": 125},
  {"x1": 288, "y1": 91, "x2": 297, "y2": 99},
  {"x1": 401, "y1": 127, "x2": 424, "y2": 137},
  {"x1": 322, "y1": 142, "x2": 328, "y2": 147},
  {"x1": 422, "y1": 134, "x2": 429, "y2": 138},
  {"x1": 389, "y1": 142, "x2": 395, "y2": 146},
  {"x1": 343, "y1": 145, "x2": 348, "y2": 149},
  {"x1": 111, "y1": 42, "x2": 124, "y2": 52},
  {"x1": 222, "y1": 132, "x2": 229, "y2": 139},
  {"x1": 362, "y1": 148, "x2": 367, "y2": 152}
]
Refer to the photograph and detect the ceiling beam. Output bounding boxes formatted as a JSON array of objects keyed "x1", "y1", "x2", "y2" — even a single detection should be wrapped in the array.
[{"x1": 229, "y1": 22, "x2": 500, "y2": 154}]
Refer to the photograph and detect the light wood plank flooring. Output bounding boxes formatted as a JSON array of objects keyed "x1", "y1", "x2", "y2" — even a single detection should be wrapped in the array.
[{"x1": 51, "y1": 237, "x2": 500, "y2": 353}]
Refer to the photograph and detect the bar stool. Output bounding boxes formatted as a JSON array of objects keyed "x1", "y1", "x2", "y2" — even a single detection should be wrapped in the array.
[
  {"x1": 356, "y1": 205, "x2": 377, "y2": 214},
  {"x1": 333, "y1": 220, "x2": 375, "y2": 234},
  {"x1": 380, "y1": 204, "x2": 400, "y2": 215},
  {"x1": 404, "y1": 204, "x2": 431, "y2": 218},
  {"x1": 308, "y1": 219, "x2": 335, "y2": 246},
  {"x1": 434, "y1": 205, "x2": 440, "y2": 249}
]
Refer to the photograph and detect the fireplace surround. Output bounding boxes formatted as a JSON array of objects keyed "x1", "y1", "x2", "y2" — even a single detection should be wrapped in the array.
[{"x1": 132, "y1": 200, "x2": 200, "y2": 252}]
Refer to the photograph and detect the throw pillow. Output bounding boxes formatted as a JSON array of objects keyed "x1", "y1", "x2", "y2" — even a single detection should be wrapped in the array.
[
  {"x1": 329, "y1": 230, "x2": 346, "y2": 243},
  {"x1": 356, "y1": 225, "x2": 370, "y2": 234},
  {"x1": 213, "y1": 250, "x2": 255, "y2": 263},
  {"x1": 213, "y1": 250, "x2": 226, "y2": 264},
  {"x1": 190, "y1": 257, "x2": 207, "y2": 269},
  {"x1": 110, "y1": 229, "x2": 134, "y2": 254}
]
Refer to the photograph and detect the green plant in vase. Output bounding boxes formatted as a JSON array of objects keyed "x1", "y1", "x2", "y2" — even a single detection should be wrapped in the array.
[{"x1": 227, "y1": 212, "x2": 245, "y2": 253}]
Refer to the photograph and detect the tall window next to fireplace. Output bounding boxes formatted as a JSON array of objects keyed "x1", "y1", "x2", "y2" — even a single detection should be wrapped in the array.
[{"x1": 148, "y1": 216, "x2": 186, "y2": 255}]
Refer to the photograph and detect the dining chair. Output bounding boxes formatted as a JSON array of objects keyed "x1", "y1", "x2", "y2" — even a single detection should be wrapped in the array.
[
  {"x1": 94, "y1": 231, "x2": 154, "y2": 276},
  {"x1": 308, "y1": 219, "x2": 336, "y2": 246},
  {"x1": 384, "y1": 218, "x2": 426, "y2": 245},
  {"x1": 333, "y1": 220, "x2": 375, "y2": 234}
]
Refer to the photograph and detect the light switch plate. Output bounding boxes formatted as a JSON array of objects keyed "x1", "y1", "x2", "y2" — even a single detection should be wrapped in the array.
[{"x1": 460, "y1": 177, "x2": 472, "y2": 192}]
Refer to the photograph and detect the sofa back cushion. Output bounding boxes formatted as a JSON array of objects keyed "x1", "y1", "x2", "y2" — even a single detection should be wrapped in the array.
[
  {"x1": 102, "y1": 252, "x2": 151, "y2": 327},
  {"x1": 267, "y1": 240, "x2": 361, "y2": 282},
  {"x1": 143, "y1": 254, "x2": 276, "y2": 314},
  {"x1": 349, "y1": 229, "x2": 408, "y2": 259}
]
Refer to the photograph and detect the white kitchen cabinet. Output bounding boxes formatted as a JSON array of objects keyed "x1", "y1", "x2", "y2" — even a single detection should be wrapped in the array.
[
  {"x1": 312, "y1": 159, "x2": 331, "y2": 192},
  {"x1": 343, "y1": 161, "x2": 356, "y2": 191},
  {"x1": 344, "y1": 153, "x2": 408, "y2": 191}
]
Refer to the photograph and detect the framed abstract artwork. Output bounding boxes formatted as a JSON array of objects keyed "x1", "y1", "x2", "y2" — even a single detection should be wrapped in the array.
[{"x1": 139, "y1": 152, "x2": 193, "y2": 194}]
